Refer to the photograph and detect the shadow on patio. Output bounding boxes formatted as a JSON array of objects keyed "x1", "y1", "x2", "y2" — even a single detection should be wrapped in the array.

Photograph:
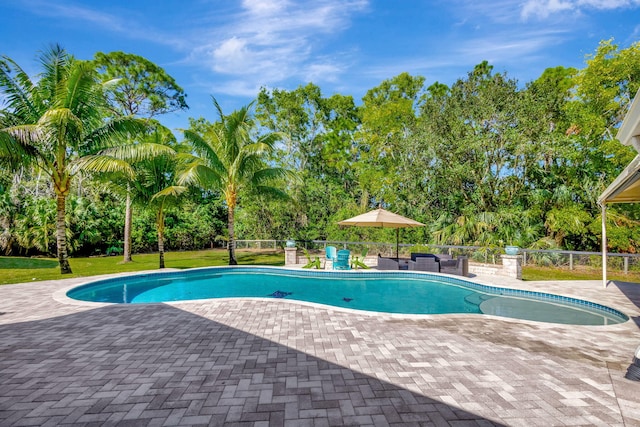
[
  {"x1": 611, "y1": 280, "x2": 640, "y2": 328},
  {"x1": 0, "y1": 303, "x2": 505, "y2": 426}
]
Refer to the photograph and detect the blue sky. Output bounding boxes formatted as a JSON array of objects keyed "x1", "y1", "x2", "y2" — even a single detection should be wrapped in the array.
[{"x1": 1, "y1": 0, "x2": 640, "y2": 131}]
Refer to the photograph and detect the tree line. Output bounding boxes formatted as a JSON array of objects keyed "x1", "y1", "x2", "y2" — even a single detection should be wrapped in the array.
[{"x1": 1, "y1": 40, "x2": 640, "y2": 274}]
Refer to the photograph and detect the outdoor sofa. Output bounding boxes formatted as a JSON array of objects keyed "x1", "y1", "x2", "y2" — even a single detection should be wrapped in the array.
[
  {"x1": 439, "y1": 256, "x2": 469, "y2": 276},
  {"x1": 407, "y1": 253, "x2": 469, "y2": 276},
  {"x1": 377, "y1": 252, "x2": 469, "y2": 276},
  {"x1": 408, "y1": 256, "x2": 439, "y2": 272},
  {"x1": 377, "y1": 255, "x2": 401, "y2": 270}
]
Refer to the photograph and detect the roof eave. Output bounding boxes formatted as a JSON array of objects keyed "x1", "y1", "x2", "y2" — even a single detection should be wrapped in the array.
[{"x1": 616, "y1": 87, "x2": 640, "y2": 150}]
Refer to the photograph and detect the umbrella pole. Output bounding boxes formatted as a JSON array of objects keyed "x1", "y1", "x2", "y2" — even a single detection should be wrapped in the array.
[{"x1": 396, "y1": 228, "x2": 399, "y2": 259}]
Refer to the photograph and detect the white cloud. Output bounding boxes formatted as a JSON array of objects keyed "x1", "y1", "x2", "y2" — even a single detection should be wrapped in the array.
[
  {"x1": 452, "y1": 0, "x2": 525, "y2": 24},
  {"x1": 456, "y1": 29, "x2": 568, "y2": 63},
  {"x1": 192, "y1": 0, "x2": 368, "y2": 88},
  {"x1": 521, "y1": 0, "x2": 640, "y2": 19},
  {"x1": 215, "y1": 79, "x2": 264, "y2": 97},
  {"x1": 241, "y1": 0, "x2": 290, "y2": 16},
  {"x1": 303, "y1": 62, "x2": 344, "y2": 83},
  {"x1": 212, "y1": 37, "x2": 251, "y2": 73},
  {"x1": 10, "y1": 0, "x2": 369, "y2": 96},
  {"x1": 17, "y1": 0, "x2": 183, "y2": 48}
]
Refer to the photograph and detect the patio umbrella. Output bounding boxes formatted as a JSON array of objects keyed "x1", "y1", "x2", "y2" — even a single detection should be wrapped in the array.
[{"x1": 338, "y1": 208, "x2": 425, "y2": 259}]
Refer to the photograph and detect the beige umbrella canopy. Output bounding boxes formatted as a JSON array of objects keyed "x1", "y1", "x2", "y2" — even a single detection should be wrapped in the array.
[{"x1": 338, "y1": 208, "x2": 425, "y2": 258}]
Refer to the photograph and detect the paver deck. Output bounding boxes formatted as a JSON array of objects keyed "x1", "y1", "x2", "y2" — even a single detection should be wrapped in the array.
[{"x1": 1, "y1": 269, "x2": 639, "y2": 426}]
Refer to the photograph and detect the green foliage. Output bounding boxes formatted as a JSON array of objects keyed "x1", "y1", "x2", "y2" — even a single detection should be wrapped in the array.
[
  {"x1": 3, "y1": 40, "x2": 640, "y2": 260},
  {"x1": 545, "y1": 205, "x2": 594, "y2": 250},
  {"x1": 93, "y1": 51, "x2": 188, "y2": 117},
  {"x1": 106, "y1": 246, "x2": 123, "y2": 256},
  {"x1": 181, "y1": 97, "x2": 293, "y2": 265},
  {"x1": 0, "y1": 45, "x2": 147, "y2": 273}
]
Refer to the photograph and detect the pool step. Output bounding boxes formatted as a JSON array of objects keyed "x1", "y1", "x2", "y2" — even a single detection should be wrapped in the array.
[{"x1": 464, "y1": 293, "x2": 493, "y2": 307}]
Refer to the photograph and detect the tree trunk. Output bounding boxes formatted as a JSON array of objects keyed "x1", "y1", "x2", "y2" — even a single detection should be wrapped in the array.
[
  {"x1": 56, "y1": 193, "x2": 72, "y2": 274},
  {"x1": 123, "y1": 189, "x2": 133, "y2": 262},
  {"x1": 157, "y1": 209, "x2": 165, "y2": 269},
  {"x1": 228, "y1": 206, "x2": 237, "y2": 265}
]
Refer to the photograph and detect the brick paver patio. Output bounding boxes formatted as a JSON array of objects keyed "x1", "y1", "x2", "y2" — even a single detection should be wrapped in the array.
[{"x1": 1, "y1": 270, "x2": 639, "y2": 426}]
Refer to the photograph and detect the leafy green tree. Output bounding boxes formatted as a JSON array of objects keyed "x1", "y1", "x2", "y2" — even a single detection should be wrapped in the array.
[
  {"x1": 181, "y1": 97, "x2": 291, "y2": 265},
  {"x1": 94, "y1": 51, "x2": 188, "y2": 118},
  {"x1": 255, "y1": 84, "x2": 359, "y2": 241},
  {"x1": 94, "y1": 51, "x2": 188, "y2": 262},
  {"x1": 0, "y1": 45, "x2": 145, "y2": 273},
  {"x1": 573, "y1": 39, "x2": 640, "y2": 139},
  {"x1": 163, "y1": 196, "x2": 226, "y2": 250},
  {"x1": 414, "y1": 63, "x2": 526, "y2": 217},
  {"x1": 356, "y1": 72, "x2": 425, "y2": 207}
]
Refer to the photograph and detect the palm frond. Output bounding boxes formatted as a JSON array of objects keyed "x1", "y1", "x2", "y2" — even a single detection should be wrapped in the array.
[
  {"x1": 69, "y1": 154, "x2": 134, "y2": 178},
  {"x1": 253, "y1": 185, "x2": 291, "y2": 202},
  {"x1": 182, "y1": 128, "x2": 226, "y2": 173},
  {"x1": 63, "y1": 60, "x2": 101, "y2": 112},
  {"x1": 177, "y1": 159, "x2": 223, "y2": 188},
  {"x1": 236, "y1": 152, "x2": 267, "y2": 178},
  {"x1": 38, "y1": 44, "x2": 70, "y2": 103},
  {"x1": 0, "y1": 57, "x2": 39, "y2": 121},
  {"x1": 0, "y1": 131, "x2": 35, "y2": 169},
  {"x1": 242, "y1": 140, "x2": 271, "y2": 156},
  {"x1": 255, "y1": 130, "x2": 281, "y2": 149},
  {"x1": 2, "y1": 124, "x2": 44, "y2": 146},
  {"x1": 99, "y1": 142, "x2": 176, "y2": 163},
  {"x1": 38, "y1": 108, "x2": 83, "y2": 140},
  {"x1": 152, "y1": 185, "x2": 188, "y2": 201},
  {"x1": 84, "y1": 117, "x2": 148, "y2": 152},
  {"x1": 252, "y1": 167, "x2": 295, "y2": 185}
]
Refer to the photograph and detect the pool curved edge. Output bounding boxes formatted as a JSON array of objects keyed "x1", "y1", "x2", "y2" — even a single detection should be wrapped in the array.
[{"x1": 61, "y1": 266, "x2": 631, "y2": 326}]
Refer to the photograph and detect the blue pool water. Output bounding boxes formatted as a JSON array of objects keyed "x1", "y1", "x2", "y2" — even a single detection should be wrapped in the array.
[{"x1": 66, "y1": 267, "x2": 628, "y2": 325}]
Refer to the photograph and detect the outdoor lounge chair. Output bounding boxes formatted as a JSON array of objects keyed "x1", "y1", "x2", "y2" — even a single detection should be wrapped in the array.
[
  {"x1": 377, "y1": 255, "x2": 400, "y2": 270},
  {"x1": 440, "y1": 256, "x2": 469, "y2": 276},
  {"x1": 334, "y1": 249, "x2": 351, "y2": 270},
  {"x1": 408, "y1": 256, "x2": 440, "y2": 272},
  {"x1": 325, "y1": 246, "x2": 338, "y2": 269}
]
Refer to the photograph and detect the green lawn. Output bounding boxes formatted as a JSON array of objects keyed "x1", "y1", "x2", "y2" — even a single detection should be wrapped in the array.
[
  {"x1": 3, "y1": 250, "x2": 639, "y2": 286},
  {"x1": 523, "y1": 265, "x2": 640, "y2": 282},
  {"x1": 0, "y1": 249, "x2": 284, "y2": 285}
]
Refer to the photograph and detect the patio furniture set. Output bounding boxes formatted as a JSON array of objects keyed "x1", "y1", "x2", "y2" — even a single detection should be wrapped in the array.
[
  {"x1": 323, "y1": 245, "x2": 468, "y2": 277},
  {"x1": 377, "y1": 253, "x2": 469, "y2": 276}
]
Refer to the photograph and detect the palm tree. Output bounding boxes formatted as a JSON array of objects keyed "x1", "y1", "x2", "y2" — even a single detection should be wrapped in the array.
[
  {"x1": 93, "y1": 51, "x2": 188, "y2": 263},
  {"x1": 0, "y1": 45, "x2": 145, "y2": 273},
  {"x1": 180, "y1": 97, "x2": 291, "y2": 265},
  {"x1": 128, "y1": 127, "x2": 184, "y2": 268}
]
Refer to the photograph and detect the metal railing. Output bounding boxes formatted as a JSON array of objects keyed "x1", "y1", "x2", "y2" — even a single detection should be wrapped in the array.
[{"x1": 232, "y1": 239, "x2": 640, "y2": 274}]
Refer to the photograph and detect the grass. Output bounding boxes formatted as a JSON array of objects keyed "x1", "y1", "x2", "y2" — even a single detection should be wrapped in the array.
[
  {"x1": 523, "y1": 265, "x2": 640, "y2": 282},
  {"x1": 0, "y1": 249, "x2": 284, "y2": 285},
  {"x1": 3, "y1": 249, "x2": 639, "y2": 286}
]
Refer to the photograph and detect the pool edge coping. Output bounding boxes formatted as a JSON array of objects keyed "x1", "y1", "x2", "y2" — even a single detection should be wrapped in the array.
[{"x1": 58, "y1": 265, "x2": 634, "y2": 327}]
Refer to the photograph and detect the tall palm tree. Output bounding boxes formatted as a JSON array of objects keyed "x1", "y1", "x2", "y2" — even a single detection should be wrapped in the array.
[
  {"x1": 180, "y1": 97, "x2": 291, "y2": 265},
  {"x1": 129, "y1": 128, "x2": 184, "y2": 268},
  {"x1": 0, "y1": 45, "x2": 145, "y2": 273},
  {"x1": 93, "y1": 51, "x2": 188, "y2": 263}
]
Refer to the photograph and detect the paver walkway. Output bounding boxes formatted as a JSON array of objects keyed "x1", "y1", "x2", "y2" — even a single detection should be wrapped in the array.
[{"x1": 1, "y1": 270, "x2": 639, "y2": 426}]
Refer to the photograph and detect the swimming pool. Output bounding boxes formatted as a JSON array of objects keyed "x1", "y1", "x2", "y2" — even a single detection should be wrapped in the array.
[{"x1": 66, "y1": 267, "x2": 629, "y2": 325}]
